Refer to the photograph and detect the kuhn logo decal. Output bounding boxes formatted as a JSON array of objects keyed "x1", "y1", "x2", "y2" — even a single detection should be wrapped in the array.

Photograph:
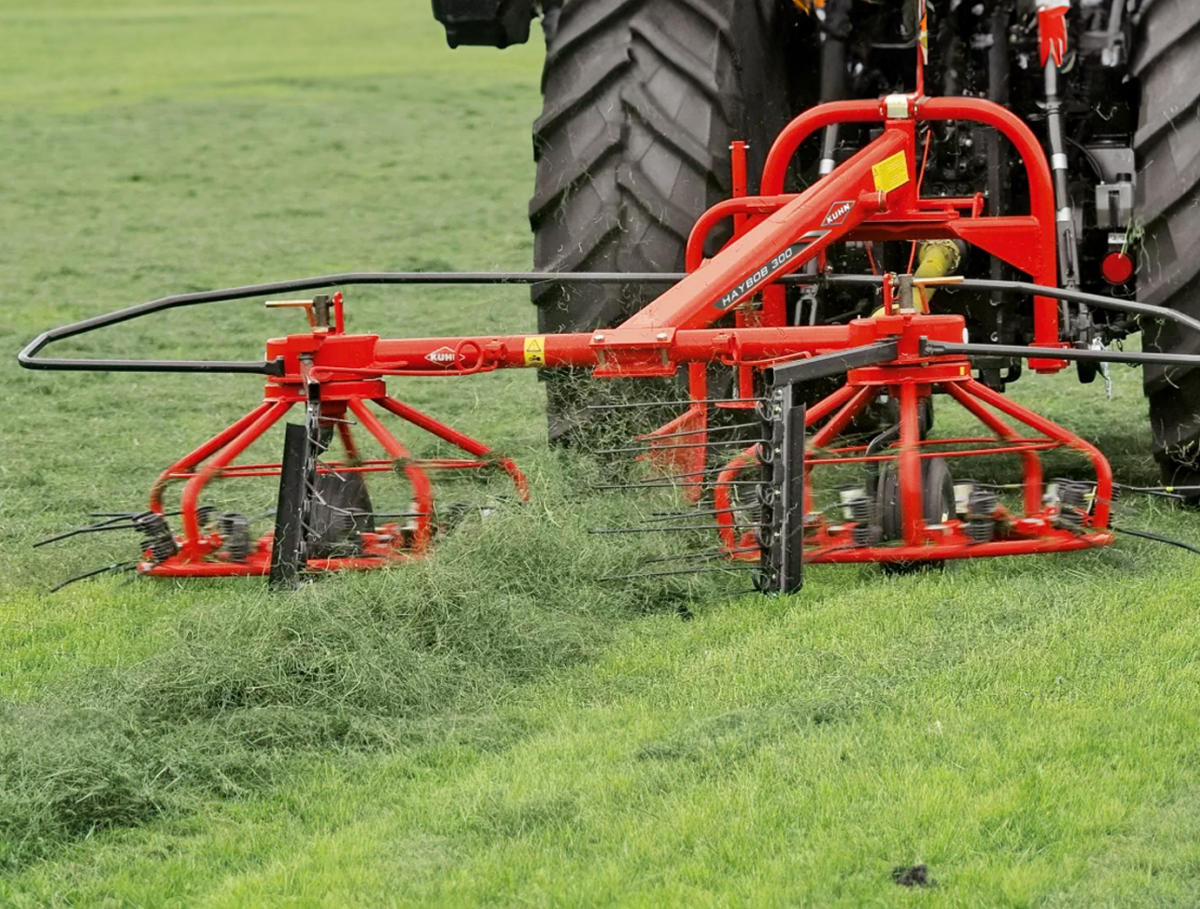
[
  {"x1": 822, "y1": 201, "x2": 856, "y2": 227},
  {"x1": 425, "y1": 346, "x2": 457, "y2": 365}
]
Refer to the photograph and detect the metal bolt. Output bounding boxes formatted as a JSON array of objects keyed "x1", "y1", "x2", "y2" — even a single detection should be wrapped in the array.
[
  {"x1": 656, "y1": 332, "x2": 668, "y2": 341},
  {"x1": 593, "y1": 333, "x2": 605, "y2": 342}
]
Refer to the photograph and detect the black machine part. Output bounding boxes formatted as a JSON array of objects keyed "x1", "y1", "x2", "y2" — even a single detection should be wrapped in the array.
[
  {"x1": 756, "y1": 381, "x2": 806, "y2": 597},
  {"x1": 15, "y1": 270, "x2": 699, "y2": 374},
  {"x1": 528, "y1": 0, "x2": 792, "y2": 442},
  {"x1": 875, "y1": 458, "x2": 956, "y2": 544},
  {"x1": 1133, "y1": 1, "x2": 1200, "y2": 484},
  {"x1": 306, "y1": 471, "x2": 376, "y2": 559},
  {"x1": 18, "y1": 271, "x2": 1200, "y2": 374},
  {"x1": 431, "y1": 0, "x2": 543, "y2": 49}
]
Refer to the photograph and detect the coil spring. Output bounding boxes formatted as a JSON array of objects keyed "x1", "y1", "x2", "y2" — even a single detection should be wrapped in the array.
[
  {"x1": 852, "y1": 524, "x2": 882, "y2": 547},
  {"x1": 134, "y1": 513, "x2": 178, "y2": 563},
  {"x1": 1056, "y1": 481, "x2": 1091, "y2": 529},
  {"x1": 966, "y1": 519, "x2": 995, "y2": 543},
  {"x1": 846, "y1": 496, "x2": 876, "y2": 524},
  {"x1": 965, "y1": 489, "x2": 1000, "y2": 543},
  {"x1": 967, "y1": 489, "x2": 999, "y2": 519},
  {"x1": 218, "y1": 513, "x2": 251, "y2": 562}
]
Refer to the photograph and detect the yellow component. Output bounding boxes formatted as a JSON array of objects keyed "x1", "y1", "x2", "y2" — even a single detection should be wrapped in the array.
[
  {"x1": 791, "y1": 0, "x2": 822, "y2": 13},
  {"x1": 914, "y1": 240, "x2": 962, "y2": 311},
  {"x1": 870, "y1": 241, "x2": 963, "y2": 319},
  {"x1": 524, "y1": 335, "x2": 547, "y2": 367},
  {"x1": 872, "y1": 151, "x2": 911, "y2": 195}
]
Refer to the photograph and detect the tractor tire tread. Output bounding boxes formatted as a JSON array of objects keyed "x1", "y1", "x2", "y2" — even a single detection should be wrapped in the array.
[{"x1": 1135, "y1": 0, "x2": 1200, "y2": 473}]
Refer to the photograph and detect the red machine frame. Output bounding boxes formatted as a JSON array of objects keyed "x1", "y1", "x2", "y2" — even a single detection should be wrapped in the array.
[{"x1": 138, "y1": 90, "x2": 1115, "y2": 578}]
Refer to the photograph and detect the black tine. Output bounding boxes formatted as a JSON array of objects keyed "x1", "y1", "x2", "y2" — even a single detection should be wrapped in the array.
[
  {"x1": 598, "y1": 565, "x2": 760, "y2": 582},
  {"x1": 49, "y1": 561, "x2": 139, "y2": 594},
  {"x1": 588, "y1": 465, "x2": 758, "y2": 486},
  {"x1": 642, "y1": 546, "x2": 761, "y2": 565},
  {"x1": 641, "y1": 516, "x2": 760, "y2": 529},
  {"x1": 667, "y1": 465, "x2": 762, "y2": 479},
  {"x1": 585, "y1": 397, "x2": 764, "y2": 411},
  {"x1": 1117, "y1": 485, "x2": 1200, "y2": 493},
  {"x1": 34, "y1": 512, "x2": 155, "y2": 548},
  {"x1": 643, "y1": 507, "x2": 755, "y2": 523},
  {"x1": 590, "y1": 480, "x2": 764, "y2": 491},
  {"x1": 589, "y1": 524, "x2": 730, "y2": 535},
  {"x1": 635, "y1": 421, "x2": 763, "y2": 442},
  {"x1": 88, "y1": 509, "x2": 181, "y2": 519},
  {"x1": 594, "y1": 439, "x2": 767, "y2": 456},
  {"x1": 1113, "y1": 483, "x2": 1190, "y2": 501}
]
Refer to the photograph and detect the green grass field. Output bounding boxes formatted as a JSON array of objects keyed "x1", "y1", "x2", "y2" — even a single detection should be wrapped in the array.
[{"x1": 4, "y1": 2, "x2": 1200, "y2": 906}]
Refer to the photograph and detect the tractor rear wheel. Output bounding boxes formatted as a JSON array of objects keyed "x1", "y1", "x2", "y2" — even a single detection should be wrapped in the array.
[
  {"x1": 529, "y1": 0, "x2": 794, "y2": 443},
  {"x1": 1135, "y1": 1, "x2": 1200, "y2": 492}
]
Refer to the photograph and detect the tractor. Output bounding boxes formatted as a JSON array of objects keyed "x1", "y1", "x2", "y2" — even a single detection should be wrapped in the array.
[{"x1": 432, "y1": 0, "x2": 1200, "y2": 490}]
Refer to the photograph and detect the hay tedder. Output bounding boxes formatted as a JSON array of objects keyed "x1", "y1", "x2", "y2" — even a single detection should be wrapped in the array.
[{"x1": 20, "y1": 2, "x2": 1200, "y2": 592}]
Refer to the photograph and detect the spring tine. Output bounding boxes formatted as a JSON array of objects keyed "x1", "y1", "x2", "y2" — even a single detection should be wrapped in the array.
[
  {"x1": 49, "y1": 561, "x2": 139, "y2": 594},
  {"x1": 88, "y1": 509, "x2": 182, "y2": 519},
  {"x1": 585, "y1": 396, "x2": 764, "y2": 411},
  {"x1": 33, "y1": 524, "x2": 138, "y2": 547},
  {"x1": 590, "y1": 480, "x2": 763, "y2": 491},
  {"x1": 588, "y1": 463, "x2": 763, "y2": 488},
  {"x1": 1114, "y1": 483, "x2": 1192, "y2": 500},
  {"x1": 595, "y1": 438, "x2": 767, "y2": 456},
  {"x1": 668, "y1": 465, "x2": 762, "y2": 479},
  {"x1": 635, "y1": 421, "x2": 763, "y2": 442},
  {"x1": 34, "y1": 512, "x2": 155, "y2": 548},
  {"x1": 599, "y1": 564, "x2": 760, "y2": 582},
  {"x1": 644, "y1": 507, "x2": 753, "y2": 522},
  {"x1": 588, "y1": 524, "x2": 729, "y2": 535},
  {"x1": 643, "y1": 546, "x2": 761, "y2": 565}
]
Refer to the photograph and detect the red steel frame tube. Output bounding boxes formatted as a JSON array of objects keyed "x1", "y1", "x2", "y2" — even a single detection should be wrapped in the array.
[
  {"x1": 961, "y1": 378, "x2": 1113, "y2": 529},
  {"x1": 178, "y1": 400, "x2": 292, "y2": 553},
  {"x1": 370, "y1": 325, "x2": 855, "y2": 373},
  {"x1": 141, "y1": 92, "x2": 1095, "y2": 576},
  {"x1": 897, "y1": 382, "x2": 924, "y2": 546},
  {"x1": 759, "y1": 95, "x2": 1061, "y2": 354},
  {"x1": 374, "y1": 396, "x2": 529, "y2": 500},
  {"x1": 347, "y1": 398, "x2": 435, "y2": 551},
  {"x1": 943, "y1": 381, "x2": 1044, "y2": 515},
  {"x1": 615, "y1": 125, "x2": 910, "y2": 335},
  {"x1": 151, "y1": 401, "x2": 275, "y2": 512}
]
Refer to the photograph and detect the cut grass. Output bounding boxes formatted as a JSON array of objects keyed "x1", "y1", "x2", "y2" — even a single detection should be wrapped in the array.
[
  {"x1": 4, "y1": 1, "x2": 1200, "y2": 906},
  {"x1": 0, "y1": 473, "x2": 705, "y2": 871}
]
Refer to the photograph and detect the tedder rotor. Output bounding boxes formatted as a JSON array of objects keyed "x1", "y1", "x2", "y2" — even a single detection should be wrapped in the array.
[{"x1": 21, "y1": 25, "x2": 1200, "y2": 593}]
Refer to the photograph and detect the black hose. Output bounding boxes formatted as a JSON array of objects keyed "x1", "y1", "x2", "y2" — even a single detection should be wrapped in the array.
[
  {"x1": 17, "y1": 271, "x2": 1200, "y2": 373},
  {"x1": 1113, "y1": 527, "x2": 1200, "y2": 558}
]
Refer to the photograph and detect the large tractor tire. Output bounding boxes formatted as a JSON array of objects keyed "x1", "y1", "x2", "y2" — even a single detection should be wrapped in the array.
[
  {"x1": 1135, "y1": 1, "x2": 1200, "y2": 489},
  {"x1": 529, "y1": 0, "x2": 794, "y2": 442}
]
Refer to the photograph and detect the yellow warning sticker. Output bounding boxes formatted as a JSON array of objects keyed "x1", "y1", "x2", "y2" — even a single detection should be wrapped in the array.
[
  {"x1": 872, "y1": 151, "x2": 911, "y2": 195},
  {"x1": 524, "y1": 336, "x2": 547, "y2": 367}
]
